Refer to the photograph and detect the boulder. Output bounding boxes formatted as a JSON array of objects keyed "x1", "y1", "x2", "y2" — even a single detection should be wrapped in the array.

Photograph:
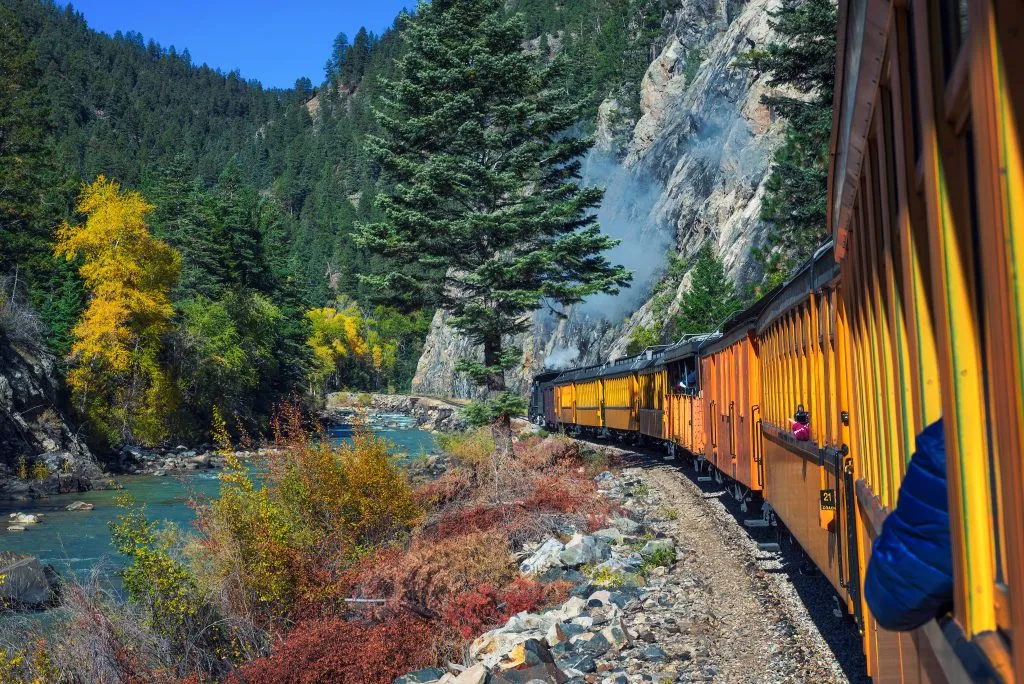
[
  {"x1": 452, "y1": 664, "x2": 488, "y2": 684},
  {"x1": 592, "y1": 527, "x2": 624, "y2": 545},
  {"x1": 557, "y1": 534, "x2": 609, "y2": 568},
  {"x1": 0, "y1": 554, "x2": 56, "y2": 608},
  {"x1": 550, "y1": 596, "x2": 587, "y2": 621},
  {"x1": 65, "y1": 501, "x2": 94, "y2": 511},
  {"x1": 395, "y1": 667, "x2": 448, "y2": 683},
  {"x1": 545, "y1": 621, "x2": 586, "y2": 647},
  {"x1": 519, "y1": 538, "x2": 564, "y2": 575},
  {"x1": 609, "y1": 517, "x2": 641, "y2": 535},
  {"x1": 6, "y1": 526, "x2": 25, "y2": 532},
  {"x1": 600, "y1": 623, "x2": 630, "y2": 649},
  {"x1": 8, "y1": 513, "x2": 39, "y2": 524},
  {"x1": 570, "y1": 631, "x2": 610, "y2": 657},
  {"x1": 639, "y1": 538, "x2": 675, "y2": 559},
  {"x1": 490, "y1": 639, "x2": 568, "y2": 683}
]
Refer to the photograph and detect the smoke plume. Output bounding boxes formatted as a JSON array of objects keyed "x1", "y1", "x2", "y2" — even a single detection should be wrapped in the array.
[{"x1": 575, "y1": 151, "x2": 673, "y2": 321}]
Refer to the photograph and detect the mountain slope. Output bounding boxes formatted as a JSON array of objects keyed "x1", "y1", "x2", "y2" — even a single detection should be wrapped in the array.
[{"x1": 413, "y1": 0, "x2": 794, "y2": 397}]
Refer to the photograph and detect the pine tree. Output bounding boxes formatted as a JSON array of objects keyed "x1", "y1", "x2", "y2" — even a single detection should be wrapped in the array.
[
  {"x1": 741, "y1": 0, "x2": 836, "y2": 281},
  {"x1": 672, "y1": 247, "x2": 743, "y2": 337},
  {"x1": 357, "y1": 0, "x2": 630, "y2": 458}
]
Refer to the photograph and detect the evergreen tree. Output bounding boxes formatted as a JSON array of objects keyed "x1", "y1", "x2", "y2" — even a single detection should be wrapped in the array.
[
  {"x1": 741, "y1": 0, "x2": 837, "y2": 281},
  {"x1": 358, "y1": 0, "x2": 631, "y2": 459},
  {"x1": 672, "y1": 247, "x2": 743, "y2": 337}
]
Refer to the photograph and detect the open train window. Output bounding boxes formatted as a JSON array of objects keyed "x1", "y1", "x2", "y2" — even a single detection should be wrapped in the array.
[
  {"x1": 938, "y1": 0, "x2": 969, "y2": 81},
  {"x1": 904, "y1": 5, "x2": 923, "y2": 167},
  {"x1": 668, "y1": 356, "x2": 699, "y2": 396}
]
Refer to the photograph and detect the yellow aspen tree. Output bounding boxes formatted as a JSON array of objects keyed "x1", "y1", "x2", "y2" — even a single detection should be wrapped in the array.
[{"x1": 55, "y1": 176, "x2": 181, "y2": 446}]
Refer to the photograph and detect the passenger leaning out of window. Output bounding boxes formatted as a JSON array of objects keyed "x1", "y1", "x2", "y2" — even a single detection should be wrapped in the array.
[{"x1": 791, "y1": 404, "x2": 810, "y2": 441}]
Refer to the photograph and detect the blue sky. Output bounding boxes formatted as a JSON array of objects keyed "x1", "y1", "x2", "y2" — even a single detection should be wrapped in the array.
[{"x1": 62, "y1": 0, "x2": 414, "y2": 89}]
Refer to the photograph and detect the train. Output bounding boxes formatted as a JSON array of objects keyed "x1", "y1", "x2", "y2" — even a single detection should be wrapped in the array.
[{"x1": 530, "y1": 0, "x2": 1024, "y2": 681}]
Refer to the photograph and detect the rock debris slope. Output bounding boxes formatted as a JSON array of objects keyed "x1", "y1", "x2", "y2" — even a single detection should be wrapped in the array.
[
  {"x1": 397, "y1": 456, "x2": 860, "y2": 683},
  {"x1": 414, "y1": 0, "x2": 794, "y2": 398}
]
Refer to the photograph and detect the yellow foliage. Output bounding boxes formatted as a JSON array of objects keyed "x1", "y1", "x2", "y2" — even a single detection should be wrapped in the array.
[
  {"x1": 55, "y1": 176, "x2": 180, "y2": 446},
  {"x1": 305, "y1": 297, "x2": 398, "y2": 391},
  {"x1": 195, "y1": 419, "x2": 422, "y2": 628}
]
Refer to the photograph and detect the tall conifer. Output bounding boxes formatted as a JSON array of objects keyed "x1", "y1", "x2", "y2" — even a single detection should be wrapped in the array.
[{"x1": 358, "y1": 0, "x2": 630, "y2": 458}]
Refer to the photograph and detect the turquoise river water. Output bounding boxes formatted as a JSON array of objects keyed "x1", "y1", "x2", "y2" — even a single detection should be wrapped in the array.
[{"x1": 0, "y1": 421, "x2": 435, "y2": 584}]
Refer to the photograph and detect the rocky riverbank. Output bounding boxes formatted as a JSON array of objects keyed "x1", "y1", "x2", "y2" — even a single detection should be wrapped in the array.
[
  {"x1": 325, "y1": 392, "x2": 465, "y2": 432},
  {"x1": 0, "y1": 334, "x2": 112, "y2": 501},
  {"x1": 396, "y1": 451, "x2": 859, "y2": 684}
]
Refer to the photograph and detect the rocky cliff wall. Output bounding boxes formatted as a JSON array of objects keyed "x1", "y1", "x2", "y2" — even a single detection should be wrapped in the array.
[
  {"x1": 0, "y1": 334, "x2": 106, "y2": 499},
  {"x1": 413, "y1": 0, "x2": 791, "y2": 399}
]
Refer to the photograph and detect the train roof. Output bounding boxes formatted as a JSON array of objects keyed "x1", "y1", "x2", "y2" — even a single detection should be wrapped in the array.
[
  {"x1": 552, "y1": 345, "x2": 670, "y2": 384},
  {"x1": 662, "y1": 333, "x2": 721, "y2": 362},
  {"x1": 755, "y1": 240, "x2": 839, "y2": 334}
]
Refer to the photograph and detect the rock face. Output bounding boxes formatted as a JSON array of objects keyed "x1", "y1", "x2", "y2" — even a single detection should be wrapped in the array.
[
  {"x1": 0, "y1": 333, "x2": 106, "y2": 500},
  {"x1": 414, "y1": 0, "x2": 794, "y2": 399}
]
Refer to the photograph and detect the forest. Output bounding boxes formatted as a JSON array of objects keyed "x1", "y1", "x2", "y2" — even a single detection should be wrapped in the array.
[
  {"x1": 1, "y1": 0, "x2": 833, "y2": 450},
  {"x1": 0, "y1": 0, "x2": 841, "y2": 681}
]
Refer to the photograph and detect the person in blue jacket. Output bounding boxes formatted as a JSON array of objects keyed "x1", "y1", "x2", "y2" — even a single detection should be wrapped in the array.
[{"x1": 864, "y1": 419, "x2": 954, "y2": 631}]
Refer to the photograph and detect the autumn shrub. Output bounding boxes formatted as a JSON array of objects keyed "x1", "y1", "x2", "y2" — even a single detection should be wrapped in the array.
[
  {"x1": 441, "y1": 577, "x2": 573, "y2": 640},
  {"x1": 357, "y1": 531, "x2": 513, "y2": 618},
  {"x1": 194, "y1": 403, "x2": 422, "y2": 629},
  {"x1": 436, "y1": 428, "x2": 493, "y2": 471},
  {"x1": 412, "y1": 468, "x2": 472, "y2": 510},
  {"x1": 239, "y1": 611, "x2": 436, "y2": 684}
]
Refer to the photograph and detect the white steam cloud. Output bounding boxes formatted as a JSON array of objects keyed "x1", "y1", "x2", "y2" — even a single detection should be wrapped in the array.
[
  {"x1": 544, "y1": 343, "x2": 580, "y2": 371},
  {"x1": 575, "y1": 151, "x2": 673, "y2": 321}
]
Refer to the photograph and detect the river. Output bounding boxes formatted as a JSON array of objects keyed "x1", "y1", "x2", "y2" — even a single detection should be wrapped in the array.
[{"x1": 0, "y1": 418, "x2": 435, "y2": 585}]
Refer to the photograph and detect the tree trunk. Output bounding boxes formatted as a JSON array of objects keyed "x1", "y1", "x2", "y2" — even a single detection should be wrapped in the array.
[{"x1": 483, "y1": 338, "x2": 515, "y2": 463}]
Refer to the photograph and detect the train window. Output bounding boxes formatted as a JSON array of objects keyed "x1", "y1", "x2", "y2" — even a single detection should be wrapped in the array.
[
  {"x1": 904, "y1": 6, "x2": 923, "y2": 165},
  {"x1": 938, "y1": 0, "x2": 968, "y2": 81}
]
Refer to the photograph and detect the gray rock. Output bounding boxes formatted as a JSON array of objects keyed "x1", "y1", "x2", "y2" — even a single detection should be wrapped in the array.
[
  {"x1": 592, "y1": 527, "x2": 624, "y2": 545},
  {"x1": 610, "y1": 517, "x2": 641, "y2": 535},
  {"x1": 65, "y1": 501, "x2": 94, "y2": 511},
  {"x1": 394, "y1": 667, "x2": 447, "y2": 683},
  {"x1": 0, "y1": 554, "x2": 55, "y2": 608},
  {"x1": 642, "y1": 645, "x2": 667, "y2": 662},
  {"x1": 639, "y1": 539, "x2": 675, "y2": 559},
  {"x1": 520, "y1": 538, "x2": 564, "y2": 575}
]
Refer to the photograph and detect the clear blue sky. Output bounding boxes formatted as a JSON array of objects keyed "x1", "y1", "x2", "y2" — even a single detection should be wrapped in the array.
[{"x1": 62, "y1": 0, "x2": 414, "y2": 89}]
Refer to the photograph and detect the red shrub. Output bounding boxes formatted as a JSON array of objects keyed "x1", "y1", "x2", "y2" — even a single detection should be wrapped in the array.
[
  {"x1": 413, "y1": 469, "x2": 472, "y2": 510},
  {"x1": 441, "y1": 577, "x2": 574, "y2": 639},
  {"x1": 240, "y1": 612, "x2": 436, "y2": 684}
]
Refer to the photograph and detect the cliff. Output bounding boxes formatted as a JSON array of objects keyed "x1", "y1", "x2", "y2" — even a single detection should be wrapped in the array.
[
  {"x1": 0, "y1": 333, "x2": 107, "y2": 500},
  {"x1": 413, "y1": 0, "x2": 792, "y2": 398}
]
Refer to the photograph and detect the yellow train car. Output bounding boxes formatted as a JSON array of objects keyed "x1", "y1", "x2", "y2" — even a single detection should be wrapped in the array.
[
  {"x1": 573, "y1": 378, "x2": 603, "y2": 428},
  {"x1": 637, "y1": 366, "x2": 667, "y2": 440},
  {"x1": 603, "y1": 374, "x2": 637, "y2": 432},
  {"x1": 830, "y1": 0, "x2": 1023, "y2": 679},
  {"x1": 756, "y1": 247, "x2": 855, "y2": 607},
  {"x1": 553, "y1": 381, "x2": 574, "y2": 426}
]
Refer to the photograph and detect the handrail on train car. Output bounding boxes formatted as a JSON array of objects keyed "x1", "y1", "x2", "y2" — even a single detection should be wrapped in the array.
[
  {"x1": 751, "y1": 404, "x2": 763, "y2": 488},
  {"x1": 709, "y1": 399, "x2": 717, "y2": 448},
  {"x1": 728, "y1": 400, "x2": 736, "y2": 458}
]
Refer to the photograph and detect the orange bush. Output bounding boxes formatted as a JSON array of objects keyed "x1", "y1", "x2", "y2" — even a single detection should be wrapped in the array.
[
  {"x1": 357, "y1": 532, "x2": 514, "y2": 617},
  {"x1": 239, "y1": 612, "x2": 436, "y2": 684}
]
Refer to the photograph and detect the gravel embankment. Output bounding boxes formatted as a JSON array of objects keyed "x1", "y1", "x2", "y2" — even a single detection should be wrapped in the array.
[{"x1": 397, "y1": 441, "x2": 869, "y2": 684}]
